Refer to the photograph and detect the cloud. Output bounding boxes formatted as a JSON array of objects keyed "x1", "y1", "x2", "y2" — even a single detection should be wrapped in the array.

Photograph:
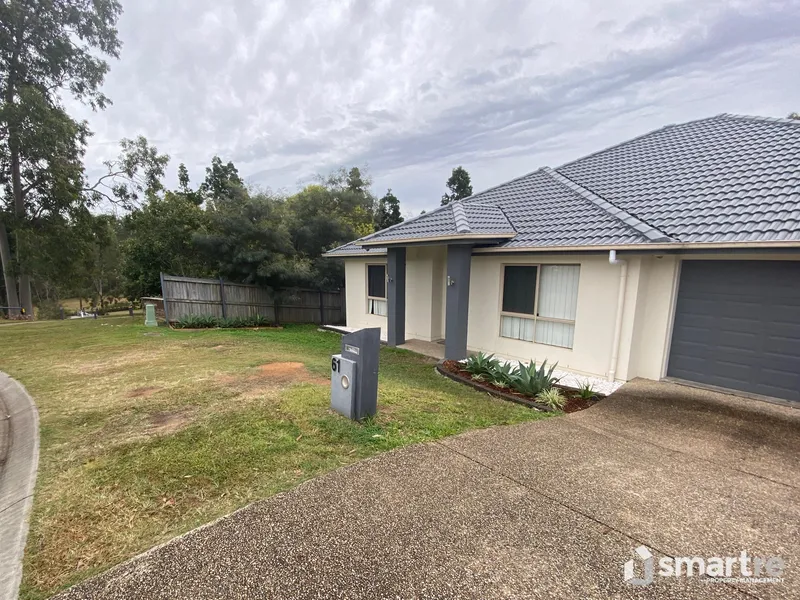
[{"x1": 72, "y1": 0, "x2": 800, "y2": 214}]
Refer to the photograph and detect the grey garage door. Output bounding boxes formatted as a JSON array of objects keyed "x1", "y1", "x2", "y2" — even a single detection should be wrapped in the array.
[{"x1": 668, "y1": 260, "x2": 800, "y2": 402}]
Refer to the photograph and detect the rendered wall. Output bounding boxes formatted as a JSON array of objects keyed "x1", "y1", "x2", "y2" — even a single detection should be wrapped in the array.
[
  {"x1": 344, "y1": 258, "x2": 388, "y2": 335},
  {"x1": 345, "y1": 250, "x2": 797, "y2": 383},
  {"x1": 467, "y1": 253, "x2": 634, "y2": 379},
  {"x1": 343, "y1": 247, "x2": 447, "y2": 342}
]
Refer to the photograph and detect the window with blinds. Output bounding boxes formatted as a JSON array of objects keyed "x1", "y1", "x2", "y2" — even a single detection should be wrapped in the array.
[
  {"x1": 499, "y1": 264, "x2": 580, "y2": 348},
  {"x1": 367, "y1": 264, "x2": 387, "y2": 316}
]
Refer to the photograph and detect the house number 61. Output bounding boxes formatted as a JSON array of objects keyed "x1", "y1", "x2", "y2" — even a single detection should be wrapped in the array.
[{"x1": 331, "y1": 357, "x2": 341, "y2": 373}]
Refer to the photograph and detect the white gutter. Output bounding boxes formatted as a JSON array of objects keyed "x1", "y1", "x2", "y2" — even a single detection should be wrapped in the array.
[{"x1": 607, "y1": 250, "x2": 628, "y2": 382}]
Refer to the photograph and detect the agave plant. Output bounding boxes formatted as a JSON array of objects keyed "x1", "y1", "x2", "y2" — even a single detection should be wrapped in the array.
[
  {"x1": 462, "y1": 352, "x2": 500, "y2": 378},
  {"x1": 537, "y1": 387, "x2": 567, "y2": 410},
  {"x1": 489, "y1": 361, "x2": 518, "y2": 388},
  {"x1": 577, "y1": 381, "x2": 596, "y2": 400},
  {"x1": 510, "y1": 359, "x2": 560, "y2": 397}
]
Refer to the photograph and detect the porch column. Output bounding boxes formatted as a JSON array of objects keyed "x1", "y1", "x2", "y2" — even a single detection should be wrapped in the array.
[
  {"x1": 387, "y1": 247, "x2": 406, "y2": 346},
  {"x1": 445, "y1": 244, "x2": 473, "y2": 360}
]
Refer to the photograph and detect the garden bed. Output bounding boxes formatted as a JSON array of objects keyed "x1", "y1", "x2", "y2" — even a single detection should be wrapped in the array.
[
  {"x1": 438, "y1": 360, "x2": 601, "y2": 414},
  {"x1": 171, "y1": 325, "x2": 284, "y2": 331}
]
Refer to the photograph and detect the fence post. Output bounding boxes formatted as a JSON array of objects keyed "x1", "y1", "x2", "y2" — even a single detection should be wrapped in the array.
[
  {"x1": 160, "y1": 272, "x2": 170, "y2": 323},
  {"x1": 219, "y1": 277, "x2": 227, "y2": 319},
  {"x1": 319, "y1": 290, "x2": 325, "y2": 325}
]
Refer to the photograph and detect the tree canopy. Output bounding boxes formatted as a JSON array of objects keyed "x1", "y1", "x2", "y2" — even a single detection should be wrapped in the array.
[
  {"x1": 375, "y1": 188, "x2": 403, "y2": 230},
  {"x1": 0, "y1": 0, "x2": 167, "y2": 314},
  {"x1": 0, "y1": 2, "x2": 406, "y2": 316},
  {"x1": 441, "y1": 166, "x2": 473, "y2": 205}
]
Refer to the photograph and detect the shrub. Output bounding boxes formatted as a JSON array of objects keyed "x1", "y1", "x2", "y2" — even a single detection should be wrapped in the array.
[
  {"x1": 463, "y1": 352, "x2": 500, "y2": 378},
  {"x1": 36, "y1": 300, "x2": 64, "y2": 321},
  {"x1": 537, "y1": 387, "x2": 566, "y2": 411},
  {"x1": 174, "y1": 315, "x2": 219, "y2": 329},
  {"x1": 577, "y1": 381, "x2": 596, "y2": 401},
  {"x1": 174, "y1": 314, "x2": 273, "y2": 329},
  {"x1": 489, "y1": 361, "x2": 517, "y2": 388},
  {"x1": 510, "y1": 359, "x2": 560, "y2": 397}
]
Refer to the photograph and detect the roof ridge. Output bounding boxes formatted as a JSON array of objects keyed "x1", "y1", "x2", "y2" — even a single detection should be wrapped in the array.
[
  {"x1": 545, "y1": 168, "x2": 676, "y2": 243},
  {"x1": 450, "y1": 201, "x2": 471, "y2": 233}
]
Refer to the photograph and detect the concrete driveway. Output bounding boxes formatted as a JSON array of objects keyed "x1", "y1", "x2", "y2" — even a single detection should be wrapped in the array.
[{"x1": 57, "y1": 379, "x2": 799, "y2": 600}]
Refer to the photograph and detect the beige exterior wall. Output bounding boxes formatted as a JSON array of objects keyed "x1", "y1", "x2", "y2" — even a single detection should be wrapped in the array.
[
  {"x1": 344, "y1": 258, "x2": 388, "y2": 335},
  {"x1": 343, "y1": 247, "x2": 447, "y2": 341},
  {"x1": 344, "y1": 249, "x2": 799, "y2": 383},
  {"x1": 468, "y1": 253, "x2": 639, "y2": 379}
]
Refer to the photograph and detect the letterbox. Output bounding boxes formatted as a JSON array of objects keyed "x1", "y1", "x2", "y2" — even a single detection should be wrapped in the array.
[
  {"x1": 330, "y1": 354, "x2": 357, "y2": 418},
  {"x1": 330, "y1": 327, "x2": 380, "y2": 420}
]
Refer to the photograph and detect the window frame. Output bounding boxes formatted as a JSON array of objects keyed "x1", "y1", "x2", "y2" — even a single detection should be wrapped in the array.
[
  {"x1": 366, "y1": 263, "x2": 388, "y2": 316},
  {"x1": 498, "y1": 263, "x2": 580, "y2": 347}
]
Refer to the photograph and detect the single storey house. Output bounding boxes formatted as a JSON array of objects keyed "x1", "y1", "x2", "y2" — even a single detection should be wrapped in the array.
[{"x1": 325, "y1": 114, "x2": 800, "y2": 403}]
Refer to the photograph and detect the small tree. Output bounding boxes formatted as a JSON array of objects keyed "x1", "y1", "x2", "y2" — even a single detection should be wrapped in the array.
[
  {"x1": 788, "y1": 112, "x2": 800, "y2": 120},
  {"x1": 441, "y1": 166, "x2": 473, "y2": 205},
  {"x1": 375, "y1": 189, "x2": 403, "y2": 230}
]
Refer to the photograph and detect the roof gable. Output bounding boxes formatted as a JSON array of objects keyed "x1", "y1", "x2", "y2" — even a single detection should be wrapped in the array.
[{"x1": 359, "y1": 200, "x2": 515, "y2": 246}]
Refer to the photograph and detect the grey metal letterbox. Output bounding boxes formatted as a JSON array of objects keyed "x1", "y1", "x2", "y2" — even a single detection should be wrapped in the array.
[
  {"x1": 330, "y1": 354, "x2": 357, "y2": 418},
  {"x1": 330, "y1": 328, "x2": 380, "y2": 420}
]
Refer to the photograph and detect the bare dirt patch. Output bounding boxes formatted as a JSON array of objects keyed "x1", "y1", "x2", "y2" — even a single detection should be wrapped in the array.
[
  {"x1": 218, "y1": 362, "x2": 329, "y2": 389},
  {"x1": 256, "y1": 362, "x2": 328, "y2": 385},
  {"x1": 147, "y1": 410, "x2": 192, "y2": 435},
  {"x1": 126, "y1": 386, "x2": 162, "y2": 398}
]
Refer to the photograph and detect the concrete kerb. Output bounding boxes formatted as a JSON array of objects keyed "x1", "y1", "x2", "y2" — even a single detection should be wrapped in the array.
[{"x1": 0, "y1": 372, "x2": 40, "y2": 600}]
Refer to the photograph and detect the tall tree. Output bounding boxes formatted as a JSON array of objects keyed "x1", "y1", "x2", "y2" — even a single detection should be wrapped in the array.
[
  {"x1": 441, "y1": 166, "x2": 473, "y2": 205},
  {"x1": 375, "y1": 188, "x2": 403, "y2": 230},
  {"x1": 176, "y1": 162, "x2": 202, "y2": 206},
  {"x1": 200, "y1": 156, "x2": 242, "y2": 204},
  {"x1": 0, "y1": 0, "x2": 169, "y2": 315},
  {"x1": 346, "y1": 167, "x2": 366, "y2": 194},
  {"x1": 178, "y1": 163, "x2": 191, "y2": 192},
  {"x1": 195, "y1": 186, "x2": 308, "y2": 290},
  {"x1": 120, "y1": 191, "x2": 212, "y2": 299}
]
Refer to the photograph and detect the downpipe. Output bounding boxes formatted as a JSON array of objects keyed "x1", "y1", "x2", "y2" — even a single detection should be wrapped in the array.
[{"x1": 608, "y1": 250, "x2": 628, "y2": 382}]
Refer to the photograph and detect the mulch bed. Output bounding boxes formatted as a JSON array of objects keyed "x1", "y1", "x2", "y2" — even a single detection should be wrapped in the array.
[{"x1": 439, "y1": 360, "x2": 601, "y2": 414}]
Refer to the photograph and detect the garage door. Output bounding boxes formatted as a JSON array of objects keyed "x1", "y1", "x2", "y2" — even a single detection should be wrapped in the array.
[{"x1": 667, "y1": 260, "x2": 800, "y2": 403}]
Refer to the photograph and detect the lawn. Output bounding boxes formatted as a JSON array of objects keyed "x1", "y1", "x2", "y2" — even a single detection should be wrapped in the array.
[{"x1": 0, "y1": 317, "x2": 548, "y2": 599}]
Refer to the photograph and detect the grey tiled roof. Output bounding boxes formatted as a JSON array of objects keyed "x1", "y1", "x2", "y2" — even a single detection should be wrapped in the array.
[
  {"x1": 357, "y1": 200, "x2": 515, "y2": 245},
  {"x1": 558, "y1": 114, "x2": 800, "y2": 243},
  {"x1": 323, "y1": 240, "x2": 386, "y2": 256},
  {"x1": 326, "y1": 113, "x2": 800, "y2": 256}
]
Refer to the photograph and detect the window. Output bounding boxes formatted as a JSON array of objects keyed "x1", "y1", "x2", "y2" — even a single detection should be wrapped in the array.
[
  {"x1": 367, "y1": 264, "x2": 387, "y2": 316},
  {"x1": 499, "y1": 264, "x2": 580, "y2": 348}
]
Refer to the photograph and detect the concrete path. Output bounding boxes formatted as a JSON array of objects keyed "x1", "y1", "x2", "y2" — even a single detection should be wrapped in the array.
[
  {"x1": 0, "y1": 373, "x2": 39, "y2": 600},
  {"x1": 56, "y1": 380, "x2": 798, "y2": 600}
]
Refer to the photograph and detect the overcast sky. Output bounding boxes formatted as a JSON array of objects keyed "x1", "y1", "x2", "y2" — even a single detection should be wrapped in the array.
[{"x1": 72, "y1": 0, "x2": 800, "y2": 215}]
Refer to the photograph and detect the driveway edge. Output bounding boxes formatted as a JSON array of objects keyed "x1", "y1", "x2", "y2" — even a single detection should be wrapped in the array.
[{"x1": 0, "y1": 372, "x2": 40, "y2": 600}]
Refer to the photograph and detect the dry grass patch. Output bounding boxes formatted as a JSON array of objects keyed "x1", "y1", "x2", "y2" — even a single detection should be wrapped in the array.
[
  {"x1": 126, "y1": 385, "x2": 162, "y2": 398},
  {"x1": 0, "y1": 319, "x2": 547, "y2": 599}
]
